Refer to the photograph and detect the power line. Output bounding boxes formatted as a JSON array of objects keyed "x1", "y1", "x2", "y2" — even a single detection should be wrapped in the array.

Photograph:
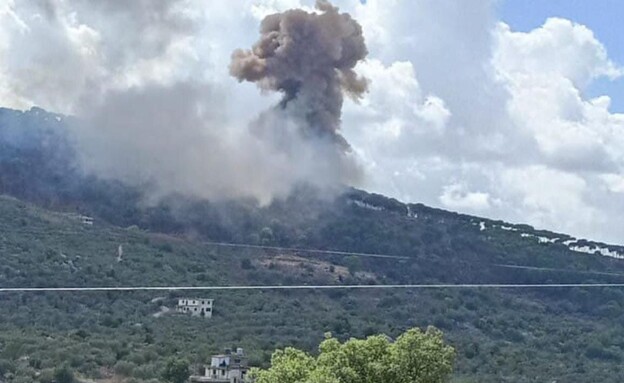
[
  {"x1": 493, "y1": 264, "x2": 624, "y2": 277},
  {"x1": 200, "y1": 243, "x2": 624, "y2": 276},
  {"x1": 200, "y1": 241, "x2": 410, "y2": 260},
  {"x1": 1, "y1": 229, "x2": 411, "y2": 259},
  {"x1": 1, "y1": 283, "x2": 624, "y2": 293},
  {"x1": 5, "y1": 229, "x2": 624, "y2": 276}
]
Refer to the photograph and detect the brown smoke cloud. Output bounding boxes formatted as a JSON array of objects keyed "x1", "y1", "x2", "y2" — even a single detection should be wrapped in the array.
[{"x1": 230, "y1": 0, "x2": 368, "y2": 147}]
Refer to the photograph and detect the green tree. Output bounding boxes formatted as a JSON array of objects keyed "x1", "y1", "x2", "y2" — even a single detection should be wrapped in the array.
[
  {"x1": 53, "y1": 364, "x2": 75, "y2": 383},
  {"x1": 250, "y1": 327, "x2": 454, "y2": 383},
  {"x1": 162, "y1": 358, "x2": 189, "y2": 383}
]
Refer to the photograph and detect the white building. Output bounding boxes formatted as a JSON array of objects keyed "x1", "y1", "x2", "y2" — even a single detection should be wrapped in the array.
[
  {"x1": 176, "y1": 298, "x2": 213, "y2": 318},
  {"x1": 191, "y1": 348, "x2": 249, "y2": 383},
  {"x1": 68, "y1": 213, "x2": 93, "y2": 225},
  {"x1": 80, "y1": 216, "x2": 94, "y2": 225}
]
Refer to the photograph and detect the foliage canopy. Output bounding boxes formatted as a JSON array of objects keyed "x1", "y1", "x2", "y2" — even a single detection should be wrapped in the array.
[
  {"x1": 251, "y1": 327, "x2": 454, "y2": 383},
  {"x1": 162, "y1": 358, "x2": 189, "y2": 383}
]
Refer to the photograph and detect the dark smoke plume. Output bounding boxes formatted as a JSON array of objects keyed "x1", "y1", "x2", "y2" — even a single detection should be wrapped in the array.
[{"x1": 230, "y1": 0, "x2": 368, "y2": 147}]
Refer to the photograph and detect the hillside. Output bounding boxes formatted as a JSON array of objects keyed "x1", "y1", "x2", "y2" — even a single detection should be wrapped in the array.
[{"x1": 2, "y1": 107, "x2": 624, "y2": 382}]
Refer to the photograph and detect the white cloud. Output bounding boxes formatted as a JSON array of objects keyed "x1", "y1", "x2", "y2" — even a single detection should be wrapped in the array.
[
  {"x1": 440, "y1": 183, "x2": 492, "y2": 212},
  {"x1": 495, "y1": 18, "x2": 622, "y2": 89},
  {"x1": 343, "y1": 2, "x2": 624, "y2": 243},
  {"x1": 344, "y1": 59, "x2": 450, "y2": 153},
  {"x1": 498, "y1": 166, "x2": 602, "y2": 235},
  {"x1": 601, "y1": 174, "x2": 624, "y2": 193},
  {"x1": 250, "y1": 0, "x2": 309, "y2": 20},
  {"x1": 495, "y1": 18, "x2": 624, "y2": 174}
]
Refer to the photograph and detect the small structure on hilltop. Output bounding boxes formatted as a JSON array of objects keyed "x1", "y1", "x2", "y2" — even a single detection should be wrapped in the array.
[
  {"x1": 176, "y1": 298, "x2": 213, "y2": 318},
  {"x1": 190, "y1": 348, "x2": 249, "y2": 383},
  {"x1": 80, "y1": 215, "x2": 94, "y2": 225},
  {"x1": 69, "y1": 213, "x2": 94, "y2": 225}
]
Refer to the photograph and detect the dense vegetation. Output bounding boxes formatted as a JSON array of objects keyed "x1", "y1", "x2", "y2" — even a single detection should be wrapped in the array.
[
  {"x1": 2, "y1": 107, "x2": 624, "y2": 382},
  {"x1": 251, "y1": 327, "x2": 454, "y2": 383}
]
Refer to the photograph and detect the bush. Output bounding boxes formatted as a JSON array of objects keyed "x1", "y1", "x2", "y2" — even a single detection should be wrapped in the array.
[
  {"x1": 241, "y1": 259, "x2": 254, "y2": 270},
  {"x1": 162, "y1": 358, "x2": 189, "y2": 383},
  {"x1": 53, "y1": 365, "x2": 75, "y2": 383},
  {"x1": 114, "y1": 360, "x2": 137, "y2": 376}
]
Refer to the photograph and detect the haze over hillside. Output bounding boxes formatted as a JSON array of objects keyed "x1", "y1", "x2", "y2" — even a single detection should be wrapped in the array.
[{"x1": 2, "y1": 105, "x2": 623, "y2": 259}]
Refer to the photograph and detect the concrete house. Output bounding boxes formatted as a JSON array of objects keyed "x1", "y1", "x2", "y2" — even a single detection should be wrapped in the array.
[
  {"x1": 176, "y1": 298, "x2": 213, "y2": 318},
  {"x1": 190, "y1": 348, "x2": 249, "y2": 383}
]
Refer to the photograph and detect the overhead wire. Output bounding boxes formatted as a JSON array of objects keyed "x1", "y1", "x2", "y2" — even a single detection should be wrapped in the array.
[
  {"x1": 6, "y1": 229, "x2": 623, "y2": 277},
  {"x1": 2, "y1": 283, "x2": 624, "y2": 293},
  {"x1": 3, "y1": 228, "x2": 624, "y2": 292}
]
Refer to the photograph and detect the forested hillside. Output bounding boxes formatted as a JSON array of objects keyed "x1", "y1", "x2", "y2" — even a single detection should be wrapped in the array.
[{"x1": 2, "y1": 107, "x2": 624, "y2": 382}]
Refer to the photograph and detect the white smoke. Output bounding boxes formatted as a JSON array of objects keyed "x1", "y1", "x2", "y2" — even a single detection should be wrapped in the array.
[{"x1": 0, "y1": 0, "x2": 364, "y2": 203}]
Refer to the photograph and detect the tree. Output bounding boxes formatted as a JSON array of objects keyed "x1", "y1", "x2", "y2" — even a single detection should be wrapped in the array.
[
  {"x1": 53, "y1": 364, "x2": 75, "y2": 383},
  {"x1": 250, "y1": 327, "x2": 455, "y2": 383},
  {"x1": 162, "y1": 358, "x2": 190, "y2": 383},
  {"x1": 241, "y1": 258, "x2": 254, "y2": 270}
]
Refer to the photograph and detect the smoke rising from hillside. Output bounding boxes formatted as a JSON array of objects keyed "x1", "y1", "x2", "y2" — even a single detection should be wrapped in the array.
[
  {"x1": 71, "y1": 1, "x2": 367, "y2": 203},
  {"x1": 74, "y1": 82, "x2": 361, "y2": 204},
  {"x1": 230, "y1": 0, "x2": 368, "y2": 147},
  {"x1": 0, "y1": 0, "x2": 368, "y2": 204}
]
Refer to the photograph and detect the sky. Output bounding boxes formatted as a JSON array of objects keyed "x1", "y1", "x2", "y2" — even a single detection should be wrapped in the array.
[
  {"x1": 499, "y1": 0, "x2": 624, "y2": 113},
  {"x1": 0, "y1": 0, "x2": 623, "y2": 244}
]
